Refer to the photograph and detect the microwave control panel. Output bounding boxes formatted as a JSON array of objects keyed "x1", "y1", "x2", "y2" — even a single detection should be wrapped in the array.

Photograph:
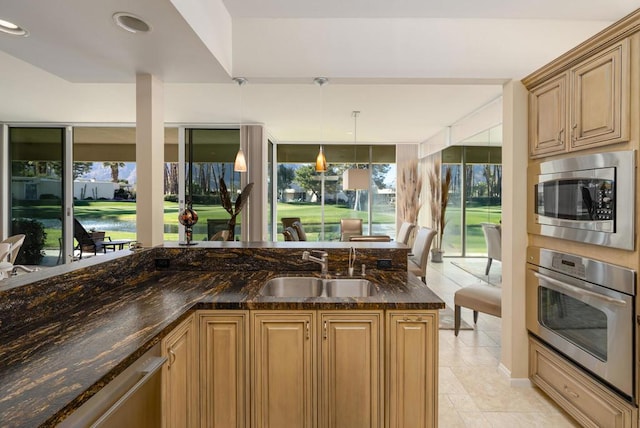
[{"x1": 594, "y1": 184, "x2": 614, "y2": 220}]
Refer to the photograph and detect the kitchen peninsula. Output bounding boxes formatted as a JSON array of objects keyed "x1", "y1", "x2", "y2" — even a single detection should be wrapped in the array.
[{"x1": 0, "y1": 242, "x2": 444, "y2": 428}]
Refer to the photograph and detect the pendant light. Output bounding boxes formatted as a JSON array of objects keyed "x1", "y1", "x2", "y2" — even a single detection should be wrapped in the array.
[
  {"x1": 233, "y1": 77, "x2": 248, "y2": 172},
  {"x1": 314, "y1": 77, "x2": 328, "y2": 172},
  {"x1": 343, "y1": 110, "x2": 370, "y2": 190}
]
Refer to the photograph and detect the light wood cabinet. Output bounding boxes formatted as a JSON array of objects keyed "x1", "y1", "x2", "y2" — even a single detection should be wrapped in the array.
[
  {"x1": 251, "y1": 311, "x2": 317, "y2": 428},
  {"x1": 529, "y1": 73, "x2": 568, "y2": 157},
  {"x1": 184, "y1": 308, "x2": 438, "y2": 428},
  {"x1": 386, "y1": 311, "x2": 438, "y2": 428},
  {"x1": 162, "y1": 313, "x2": 198, "y2": 428},
  {"x1": 528, "y1": 39, "x2": 629, "y2": 158},
  {"x1": 320, "y1": 311, "x2": 383, "y2": 428},
  {"x1": 570, "y1": 40, "x2": 630, "y2": 150},
  {"x1": 529, "y1": 336, "x2": 637, "y2": 428},
  {"x1": 199, "y1": 311, "x2": 249, "y2": 428}
]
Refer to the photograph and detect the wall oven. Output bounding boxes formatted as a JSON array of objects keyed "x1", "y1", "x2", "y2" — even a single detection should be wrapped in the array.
[
  {"x1": 534, "y1": 150, "x2": 635, "y2": 250},
  {"x1": 526, "y1": 247, "x2": 636, "y2": 400}
]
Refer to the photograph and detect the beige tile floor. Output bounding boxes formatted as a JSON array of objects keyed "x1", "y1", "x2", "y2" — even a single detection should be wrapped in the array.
[{"x1": 426, "y1": 258, "x2": 580, "y2": 427}]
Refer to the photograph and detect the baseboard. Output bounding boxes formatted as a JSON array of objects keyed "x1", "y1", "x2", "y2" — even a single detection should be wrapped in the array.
[{"x1": 498, "y1": 362, "x2": 533, "y2": 388}]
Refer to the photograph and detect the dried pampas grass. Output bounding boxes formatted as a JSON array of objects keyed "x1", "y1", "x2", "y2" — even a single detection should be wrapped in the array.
[{"x1": 398, "y1": 159, "x2": 422, "y2": 225}]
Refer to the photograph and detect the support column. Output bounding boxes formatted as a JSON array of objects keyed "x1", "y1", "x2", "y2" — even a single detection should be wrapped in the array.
[
  {"x1": 136, "y1": 74, "x2": 165, "y2": 247},
  {"x1": 242, "y1": 124, "x2": 266, "y2": 241},
  {"x1": 500, "y1": 80, "x2": 529, "y2": 382}
]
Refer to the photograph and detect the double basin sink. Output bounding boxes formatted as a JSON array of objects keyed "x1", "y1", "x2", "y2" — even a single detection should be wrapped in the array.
[{"x1": 260, "y1": 276, "x2": 377, "y2": 298}]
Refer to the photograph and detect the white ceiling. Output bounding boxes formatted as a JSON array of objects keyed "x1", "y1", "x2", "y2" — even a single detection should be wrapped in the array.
[{"x1": 0, "y1": 0, "x2": 637, "y2": 144}]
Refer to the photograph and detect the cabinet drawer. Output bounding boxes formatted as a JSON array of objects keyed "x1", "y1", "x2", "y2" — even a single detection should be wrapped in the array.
[{"x1": 529, "y1": 336, "x2": 636, "y2": 428}]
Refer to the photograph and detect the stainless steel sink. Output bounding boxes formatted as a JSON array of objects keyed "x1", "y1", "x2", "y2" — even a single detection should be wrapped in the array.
[
  {"x1": 260, "y1": 276, "x2": 324, "y2": 297},
  {"x1": 324, "y1": 279, "x2": 377, "y2": 297},
  {"x1": 259, "y1": 277, "x2": 377, "y2": 298}
]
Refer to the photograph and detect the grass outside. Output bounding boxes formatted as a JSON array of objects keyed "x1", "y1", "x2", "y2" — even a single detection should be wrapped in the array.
[
  {"x1": 12, "y1": 200, "x2": 398, "y2": 247},
  {"x1": 442, "y1": 205, "x2": 502, "y2": 255},
  {"x1": 14, "y1": 200, "x2": 500, "y2": 252}
]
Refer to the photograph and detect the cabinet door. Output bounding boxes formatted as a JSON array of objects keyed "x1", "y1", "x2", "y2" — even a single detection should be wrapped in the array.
[
  {"x1": 199, "y1": 311, "x2": 248, "y2": 428},
  {"x1": 386, "y1": 311, "x2": 438, "y2": 428},
  {"x1": 570, "y1": 39, "x2": 629, "y2": 150},
  {"x1": 252, "y1": 311, "x2": 316, "y2": 428},
  {"x1": 529, "y1": 73, "x2": 568, "y2": 158},
  {"x1": 162, "y1": 314, "x2": 198, "y2": 428},
  {"x1": 320, "y1": 311, "x2": 383, "y2": 428}
]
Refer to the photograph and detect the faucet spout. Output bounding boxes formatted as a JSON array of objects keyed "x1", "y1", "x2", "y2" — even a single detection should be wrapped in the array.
[{"x1": 302, "y1": 250, "x2": 329, "y2": 275}]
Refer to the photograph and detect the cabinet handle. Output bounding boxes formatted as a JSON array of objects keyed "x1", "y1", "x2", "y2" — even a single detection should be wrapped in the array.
[
  {"x1": 557, "y1": 128, "x2": 564, "y2": 143},
  {"x1": 305, "y1": 321, "x2": 310, "y2": 340},
  {"x1": 323, "y1": 321, "x2": 328, "y2": 339},
  {"x1": 571, "y1": 123, "x2": 577, "y2": 142},
  {"x1": 563, "y1": 385, "x2": 579, "y2": 399},
  {"x1": 168, "y1": 348, "x2": 176, "y2": 368},
  {"x1": 403, "y1": 316, "x2": 423, "y2": 322}
]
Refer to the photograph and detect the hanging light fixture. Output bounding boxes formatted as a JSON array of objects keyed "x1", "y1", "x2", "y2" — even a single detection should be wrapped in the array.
[
  {"x1": 233, "y1": 77, "x2": 248, "y2": 172},
  {"x1": 343, "y1": 110, "x2": 370, "y2": 190},
  {"x1": 314, "y1": 77, "x2": 328, "y2": 172}
]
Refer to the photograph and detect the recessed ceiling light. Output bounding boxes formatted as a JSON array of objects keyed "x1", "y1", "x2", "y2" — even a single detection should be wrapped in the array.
[
  {"x1": 0, "y1": 18, "x2": 29, "y2": 37},
  {"x1": 112, "y1": 12, "x2": 151, "y2": 34}
]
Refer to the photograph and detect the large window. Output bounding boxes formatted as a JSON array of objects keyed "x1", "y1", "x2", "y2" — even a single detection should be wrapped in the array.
[
  {"x1": 276, "y1": 144, "x2": 395, "y2": 241},
  {"x1": 441, "y1": 145, "x2": 502, "y2": 256},
  {"x1": 176, "y1": 128, "x2": 242, "y2": 241}
]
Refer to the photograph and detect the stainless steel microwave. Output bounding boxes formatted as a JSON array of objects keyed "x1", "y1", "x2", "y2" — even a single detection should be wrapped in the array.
[{"x1": 534, "y1": 150, "x2": 635, "y2": 250}]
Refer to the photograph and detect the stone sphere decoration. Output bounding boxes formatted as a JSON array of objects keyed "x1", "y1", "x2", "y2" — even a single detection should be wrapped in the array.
[{"x1": 178, "y1": 206, "x2": 199, "y2": 245}]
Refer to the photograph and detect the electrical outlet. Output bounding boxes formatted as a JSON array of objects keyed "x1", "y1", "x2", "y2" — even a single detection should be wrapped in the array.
[
  {"x1": 155, "y1": 258, "x2": 170, "y2": 269},
  {"x1": 377, "y1": 259, "x2": 392, "y2": 269}
]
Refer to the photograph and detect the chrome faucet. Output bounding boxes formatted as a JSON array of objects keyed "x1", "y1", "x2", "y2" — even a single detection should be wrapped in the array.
[{"x1": 302, "y1": 250, "x2": 329, "y2": 276}]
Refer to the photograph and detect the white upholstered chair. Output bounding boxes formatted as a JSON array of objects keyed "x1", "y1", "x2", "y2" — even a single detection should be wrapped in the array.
[
  {"x1": 481, "y1": 223, "x2": 502, "y2": 275},
  {"x1": 0, "y1": 234, "x2": 36, "y2": 278},
  {"x1": 407, "y1": 227, "x2": 437, "y2": 283},
  {"x1": 396, "y1": 221, "x2": 415, "y2": 245}
]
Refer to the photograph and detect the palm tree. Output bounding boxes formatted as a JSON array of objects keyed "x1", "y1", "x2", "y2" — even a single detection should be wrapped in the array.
[{"x1": 103, "y1": 162, "x2": 125, "y2": 182}]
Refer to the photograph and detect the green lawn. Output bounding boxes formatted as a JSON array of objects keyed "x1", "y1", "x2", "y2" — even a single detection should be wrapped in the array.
[
  {"x1": 441, "y1": 205, "x2": 502, "y2": 255},
  {"x1": 12, "y1": 200, "x2": 397, "y2": 247},
  {"x1": 13, "y1": 200, "x2": 499, "y2": 250}
]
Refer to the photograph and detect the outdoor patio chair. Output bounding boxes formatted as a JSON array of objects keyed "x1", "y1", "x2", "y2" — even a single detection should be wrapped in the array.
[{"x1": 73, "y1": 218, "x2": 111, "y2": 259}]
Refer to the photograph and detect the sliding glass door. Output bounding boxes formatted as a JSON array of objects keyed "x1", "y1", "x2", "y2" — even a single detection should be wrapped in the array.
[
  {"x1": 8, "y1": 127, "x2": 66, "y2": 266},
  {"x1": 441, "y1": 145, "x2": 502, "y2": 257}
]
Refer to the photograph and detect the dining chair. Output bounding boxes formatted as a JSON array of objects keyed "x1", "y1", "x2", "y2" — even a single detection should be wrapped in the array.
[
  {"x1": 0, "y1": 235, "x2": 36, "y2": 278},
  {"x1": 281, "y1": 217, "x2": 301, "y2": 230},
  {"x1": 340, "y1": 218, "x2": 363, "y2": 241},
  {"x1": 283, "y1": 227, "x2": 300, "y2": 241},
  {"x1": 1, "y1": 234, "x2": 26, "y2": 264},
  {"x1": 292, "y1": 221, "x2": 307, "y2": 241},
  {"x1": 407, "y1": 227, "x2": 437, "y2": 283},
  {"x1": 481, "y1": 223, "x2": 502, "y2": 275},
  {"x1": 396, "y1": 221, "x2": 415, "y2": 245}
]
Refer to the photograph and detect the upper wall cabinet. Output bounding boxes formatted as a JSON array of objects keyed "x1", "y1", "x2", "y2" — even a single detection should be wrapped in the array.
[
  {"x1": 529, "y1": 73, "x2": 568, "y2": 157},
  {"x1": 529, "y1": 39, "x2": 630, "y2": 158},
  {"x1": 570, "y1": 40, "x2": 630, "y2": 150}
]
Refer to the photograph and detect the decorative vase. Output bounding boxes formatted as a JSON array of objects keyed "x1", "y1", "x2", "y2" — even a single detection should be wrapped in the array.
[
  {"x1": 431, "y1": 248, "x2": 444, "y2": 263},
  {"x1": 178, "y1": 206, "x2": 199, "y2": 246}
]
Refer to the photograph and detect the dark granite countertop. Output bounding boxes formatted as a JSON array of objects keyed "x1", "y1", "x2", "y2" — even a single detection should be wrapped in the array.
[{"x1": 0, "y1": 246, "x2": 444, "y2": 427}]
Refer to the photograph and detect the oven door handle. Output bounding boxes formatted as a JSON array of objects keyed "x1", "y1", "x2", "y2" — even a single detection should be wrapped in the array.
[{"x1": 533, "y1": 271, "x2": 627, "y2": 306}]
